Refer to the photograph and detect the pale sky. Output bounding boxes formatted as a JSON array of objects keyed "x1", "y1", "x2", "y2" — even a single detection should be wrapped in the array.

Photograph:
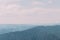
[{"x1": 0, "y1": 0, "x2": 60, "y2": 25}]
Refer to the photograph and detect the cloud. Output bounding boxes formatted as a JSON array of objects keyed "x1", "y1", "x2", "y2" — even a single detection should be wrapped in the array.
[
  {"x1": 32, "y1": 1, "x2": 46, "y2": 6},
  {"x1": 32, "y1": 0, "x2": 58, "y2": 7},
  {"x1": 0, "y1": 0, "x2": 59, "y2": 24},
  {"x1": 0, "y1": 5, "x2": 60, "y2": 24},
  {"x1": 48, "y1": 0, "x2": 53, "y2": 4},
  {"x1": 0, "y1": 0, "x2": 21, "y2": 3}
]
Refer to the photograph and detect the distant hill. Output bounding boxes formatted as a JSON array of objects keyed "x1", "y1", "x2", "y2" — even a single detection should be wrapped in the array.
[
  {"x1": 0, "y1": 24, "x2": 35, "y2": 34},
  {"x1": 0, "y1": 25, "x2": 60, "y2": 40}
]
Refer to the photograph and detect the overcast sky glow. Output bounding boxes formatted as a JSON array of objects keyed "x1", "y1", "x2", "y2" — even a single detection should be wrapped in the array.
[{"x1": 0, "y1": 0, "x2": 59, "y2": 25}]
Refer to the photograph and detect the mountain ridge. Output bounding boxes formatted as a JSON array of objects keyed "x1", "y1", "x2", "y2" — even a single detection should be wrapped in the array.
[{"x1": 0, "y1": 25, "x2": 60, "y2": 40}]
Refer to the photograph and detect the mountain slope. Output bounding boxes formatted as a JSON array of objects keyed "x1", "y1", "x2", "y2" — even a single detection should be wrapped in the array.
[
  {"x1": 0, "y1": 25, "x2": 60, "y2": 40},
  {"x1": 0, "y1": 24, "x2": 35, "y2": 34}
]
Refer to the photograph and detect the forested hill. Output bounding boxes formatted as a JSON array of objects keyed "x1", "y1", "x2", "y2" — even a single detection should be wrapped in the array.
[{"x1": 0, "y1": 25, "x2": 60, "y2": 40}]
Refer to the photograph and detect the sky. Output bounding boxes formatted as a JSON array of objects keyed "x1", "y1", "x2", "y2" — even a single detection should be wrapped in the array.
[{"x1": 0, "y1": 0, "x2": 60, "y2": 25}]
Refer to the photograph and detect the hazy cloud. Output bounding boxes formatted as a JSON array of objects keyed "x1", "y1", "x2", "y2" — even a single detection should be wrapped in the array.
[{"x1": 0, "y1": 0, "x2": 59, "y2": 25}]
